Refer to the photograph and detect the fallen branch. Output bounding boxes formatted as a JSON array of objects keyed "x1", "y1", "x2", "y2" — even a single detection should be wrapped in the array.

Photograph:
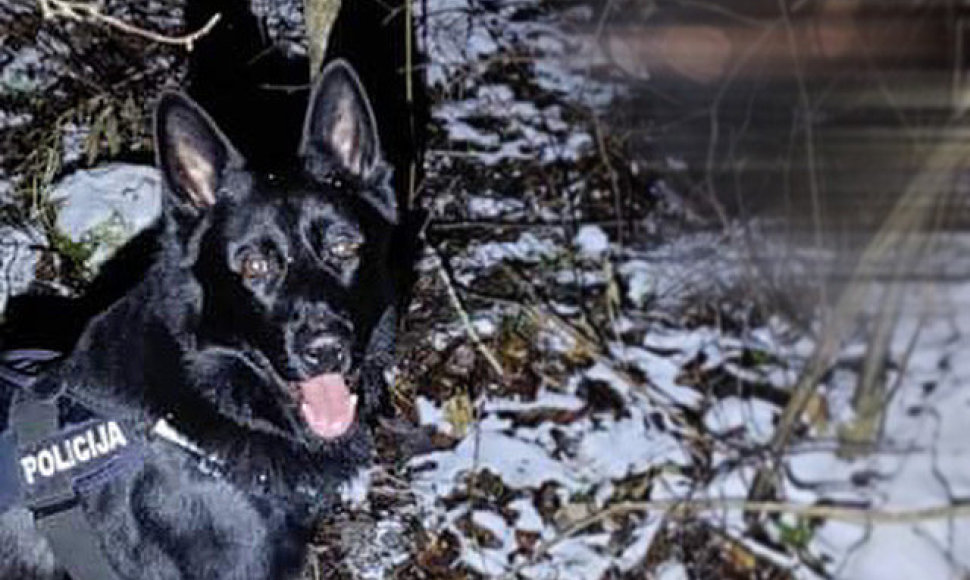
[
  {"x1": 37, "y1": 0, "x2": 221, "y2": 51},
  {"x1": 505, "y1": 497, "x2": 970, "y2": 578}
]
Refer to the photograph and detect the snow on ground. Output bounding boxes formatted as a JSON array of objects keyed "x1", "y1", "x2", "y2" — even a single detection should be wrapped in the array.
[
  {"x1": 793, "y1": 273, "x2": 970, "y2": 578},
  {"x1": 407, "y1": 304, "x2": 806, "y2": 577},
  {"x1": 403, "y1": 1, "x2": 970, "y2": 578},
  {"x1": 422, "y1": 0, "x2": 614, "y2": 170},
  {"x1": 412, "y1": 215, "x2": 970, "y2": 577},
  {"x1": 573, "y1": 225, "x2": 609, "y2": 259},
  {"x1": 434, "y1": 90, "x2": 593, "y2": 166}
]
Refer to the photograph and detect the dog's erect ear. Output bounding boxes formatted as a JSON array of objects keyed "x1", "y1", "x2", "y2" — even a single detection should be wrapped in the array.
[
  {"x1": 155, "y1": 92, "x2": 243, "y2": 212},
  {"x1": 301, "y1": 60, "x2": 397, "y2": 223},
  {"x1": 300, "y1": 59, "x2": 382, "y2": 181}
]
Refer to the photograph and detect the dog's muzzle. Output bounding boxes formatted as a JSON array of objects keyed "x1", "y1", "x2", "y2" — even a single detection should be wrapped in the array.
[
  {"x1": 299, "y1": 334, "x2": 351, "y2": 375},
  {"x1": 293, "y1": 332, "x2": 357, "y2": 440}
]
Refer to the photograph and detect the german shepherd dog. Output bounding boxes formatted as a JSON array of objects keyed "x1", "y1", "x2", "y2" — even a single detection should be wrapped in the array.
[{"x1": 0, "y1": 56, "x2": 400, "y2": 579}]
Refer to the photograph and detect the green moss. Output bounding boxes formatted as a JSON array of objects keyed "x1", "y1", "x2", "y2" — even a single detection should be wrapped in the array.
[
  {"x1": 46, "y1": 227, "x2": 93, "y2": 283},
  {"x1": 775, "y1": 517, "x2": 815, "y2": 551}
]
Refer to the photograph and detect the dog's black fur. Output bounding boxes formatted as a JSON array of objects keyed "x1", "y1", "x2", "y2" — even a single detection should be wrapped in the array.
[
  {"x1": 0, "y1": 58, "x2": 399, "y2": 579},
  {"x1": 1, "y1": 0, "x2": 428, "y2": 358}
]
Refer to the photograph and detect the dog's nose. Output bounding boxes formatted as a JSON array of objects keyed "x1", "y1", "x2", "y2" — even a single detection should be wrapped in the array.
[{"x1": 301, "y1": 335, "x2": 350, "y2": 373}]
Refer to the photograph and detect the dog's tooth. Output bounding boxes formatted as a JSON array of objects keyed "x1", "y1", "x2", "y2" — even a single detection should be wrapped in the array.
[{"x1": 349, "y1": 394, "x2": 359, "y2": 409}]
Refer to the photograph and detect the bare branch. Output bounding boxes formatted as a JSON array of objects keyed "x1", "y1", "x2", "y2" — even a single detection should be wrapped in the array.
[
  {"x1": 37, "y1": 0, "x2": 221, "y2": 51},
  {"x1": 506, "y1": 497, "x2": 970, "y2": 578}
]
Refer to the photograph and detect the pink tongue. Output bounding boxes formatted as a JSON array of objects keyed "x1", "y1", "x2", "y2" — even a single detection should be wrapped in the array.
[{"x1": 299, "y1": 373, "x2": 356, "y2": 439}]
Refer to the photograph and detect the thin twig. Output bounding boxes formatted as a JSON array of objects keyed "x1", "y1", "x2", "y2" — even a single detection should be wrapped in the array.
[
  {"x1": 589, "y1": 85, "x2": 624, "y2": 248},
  {"x1": 428, "y1": 243, "x2": 506, "y2": 379},
  {"x1": 37, "y1": 0, "x2": 221, "y2": 51}
]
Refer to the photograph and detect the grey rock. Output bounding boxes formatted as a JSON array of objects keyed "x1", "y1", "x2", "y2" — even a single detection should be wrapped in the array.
[
  {"x1": 49, "y1": 163, "x2": 162, "y2": 272},
  {"x1": 0, "y1": 224, "x2": 44, "y2": 316}
]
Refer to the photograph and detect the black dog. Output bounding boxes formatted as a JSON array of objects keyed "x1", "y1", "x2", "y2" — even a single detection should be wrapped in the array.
[
  {"x1": 0, "y1": 0, "x2": 427, "y2": 359},
  {"x1": 0, "y1": 59, "x2": 398, "y2": 580}
]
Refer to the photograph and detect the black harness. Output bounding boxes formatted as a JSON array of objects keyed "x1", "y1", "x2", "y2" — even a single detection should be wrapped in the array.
[
  {"x1": 0, "y1": 348, "x2": 335, "y2": 580},
  {"x1": 0, "y1": 349, "x2": 153, "y2": 580}
]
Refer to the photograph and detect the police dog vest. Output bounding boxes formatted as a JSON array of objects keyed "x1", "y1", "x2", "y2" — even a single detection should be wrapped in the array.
[
  {"x1": 0, "y1": 390, "x2": 145, "y2": 516},
  {"x1": 17, "y1": 419, "x2": 141, "y2": 499}
]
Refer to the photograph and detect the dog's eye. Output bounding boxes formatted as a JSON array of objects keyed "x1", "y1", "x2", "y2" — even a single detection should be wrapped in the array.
[
  {"x1": 330, "y1": 240, "x2": 361, "y2": 261},
  {"x1": 240, "y1": 252, "x2": 274, "y2": 280}
]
